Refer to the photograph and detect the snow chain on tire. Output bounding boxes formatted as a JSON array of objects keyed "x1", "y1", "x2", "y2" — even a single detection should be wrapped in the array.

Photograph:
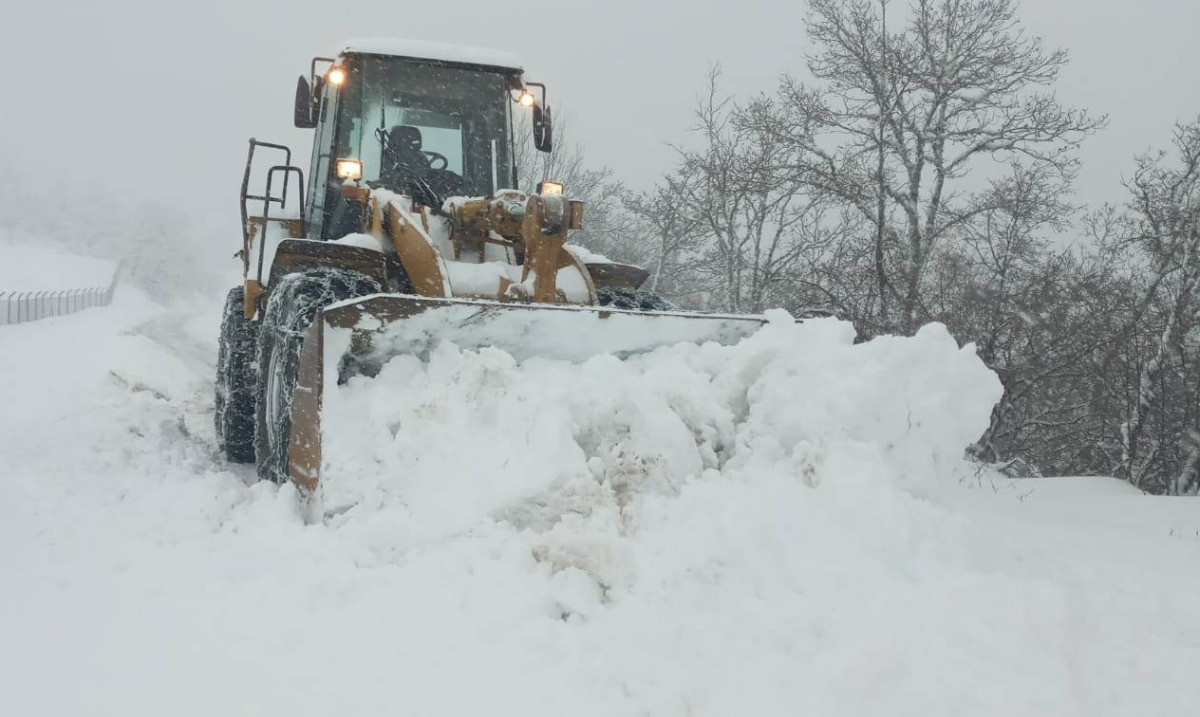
[
  {"x1": 214, "y1": 287, "x2": 258, "y2": 463},
  {"x1": 253, "y1": 268, "x2": 381, "y2": 484}
]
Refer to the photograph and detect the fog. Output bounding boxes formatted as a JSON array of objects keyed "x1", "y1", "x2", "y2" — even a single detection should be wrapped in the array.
[{"x1": 2, "y1": 0, "x2": 1197, "y2": 251}]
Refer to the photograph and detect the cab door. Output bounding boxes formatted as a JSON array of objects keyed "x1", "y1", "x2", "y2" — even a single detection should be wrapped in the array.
[{"x1": 305, "y1": 76, "x2": 340, "y2": 240}]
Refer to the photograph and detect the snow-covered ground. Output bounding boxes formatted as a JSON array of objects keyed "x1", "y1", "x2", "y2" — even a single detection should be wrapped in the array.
[
  {"x1": 0, "y1": 241, "x2": 117, "y2": 292},
  {"x1": 2, "y1": 287, "x2": 1199, "y2": 716}
]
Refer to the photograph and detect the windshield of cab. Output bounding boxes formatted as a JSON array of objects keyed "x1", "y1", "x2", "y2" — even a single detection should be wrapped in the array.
[{"x1": 334, "y1": 55, "x2": 516, "y2": 198}]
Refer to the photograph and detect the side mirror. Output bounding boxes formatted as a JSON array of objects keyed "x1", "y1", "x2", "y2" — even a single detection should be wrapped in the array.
[
  {"x1": 294, "y1": 76, "x2": 316, "y2": 128},
  {"x1": 533, "y1": 104, "x2": 553, "y2": 153}
]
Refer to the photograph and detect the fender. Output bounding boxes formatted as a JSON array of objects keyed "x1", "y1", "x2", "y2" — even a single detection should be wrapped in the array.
[{"x1": 253, "y1": 239, "x2": 390, "y2": 319}]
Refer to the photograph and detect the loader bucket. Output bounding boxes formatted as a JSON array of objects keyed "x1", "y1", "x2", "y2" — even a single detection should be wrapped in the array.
[{"x1": 287, "y1": 295, "x2": 767, "y2": 494}]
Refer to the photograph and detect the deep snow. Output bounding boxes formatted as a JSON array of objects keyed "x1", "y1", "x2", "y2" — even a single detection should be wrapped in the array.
[
  {"x1": 0, "y1": 240, "x2": 117, "y2": 292},
  {"x1": 2, "y1": 288, "x2": 1199, "y2": 716}
]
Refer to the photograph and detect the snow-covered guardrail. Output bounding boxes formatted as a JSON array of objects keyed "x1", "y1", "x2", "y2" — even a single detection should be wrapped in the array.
[{"x1": 0, "y1": 264, "x2": 120, "y2": 325}]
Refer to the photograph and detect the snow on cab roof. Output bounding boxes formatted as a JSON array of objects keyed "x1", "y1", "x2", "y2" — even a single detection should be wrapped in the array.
[{"x1": 340, "y1": 38, "x2": 524, "y2": 71}]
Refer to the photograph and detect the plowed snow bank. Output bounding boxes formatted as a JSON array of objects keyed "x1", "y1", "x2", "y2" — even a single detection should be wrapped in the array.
[
  {"x1": 6, "y1": 296, "x2": 1200, "y2": 717},
  {"x1": 316, "y1": 316, "x2": 1018, "y2": 714},
  {"x1": 324, "y1": 315, "x2": 1001, "y2": 541},
  {"x1": 0, "y1": 240, "x2": 117, "y2": 291}
]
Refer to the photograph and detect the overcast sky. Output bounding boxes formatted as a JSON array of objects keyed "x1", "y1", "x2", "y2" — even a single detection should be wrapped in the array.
[{"x1": 2, "y1": 0, "x2": 1197, "y2": 242}]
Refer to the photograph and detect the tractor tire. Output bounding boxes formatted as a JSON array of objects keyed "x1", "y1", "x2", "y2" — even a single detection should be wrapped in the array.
[
  {"x1": 597, "y1": 286, "x2": 676, "y2": 312},
  {"x1": 253, "y1": 268, "x2": 380, "y2": 484},
  {"x1": 214, "y1": 287, "x2": 258, "y2": 463}
]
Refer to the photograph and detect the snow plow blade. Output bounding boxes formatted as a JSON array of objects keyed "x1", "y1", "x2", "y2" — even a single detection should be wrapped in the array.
[{"x1": 287, "y1": 294, "x2": 767, "y2": 493}]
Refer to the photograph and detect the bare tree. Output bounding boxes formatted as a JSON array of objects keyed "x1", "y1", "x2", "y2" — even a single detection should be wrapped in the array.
[
  {"x1": 747, "y1": 0, "x2": 1104, "y2": 333},
  {"x1": 618, "y1": 0, "x2": 1200, "y2": 493},
  {"x1": 623, "y1": 177, "x2": 705, "y2": 295},
  {"x1": 1119, "y1": 118, "x2": 1200, "y2": 492},
  {"x1": 930, "y1": 164, "x2": 1083, "y2": 470},
  {"x1": 667, "y1": 68, "x2": 834, "y2": 313}
]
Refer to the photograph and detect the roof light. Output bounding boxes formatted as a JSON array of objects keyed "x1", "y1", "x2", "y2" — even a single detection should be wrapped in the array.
[
  {"x1": 335, "y1": 158, "x2": 362, "y2": 181},
  {"x1": 538, "y1": 181, "x2": 564, "y2": 196},
  {"x1": 518, "y1": 90, "x2": 536, "y2": 107},
  {"x1": 327, "y1": 67, "x2": 347, "y2": 86}
]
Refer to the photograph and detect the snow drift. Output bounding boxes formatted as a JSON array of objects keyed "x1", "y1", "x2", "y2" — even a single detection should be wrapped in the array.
[
  {"x1": 309, "y1": 313, "x2": 1013, "y2": 713},
  {"x1": 0, "y1": 240, "x2": 117, "y2": 292},
  {"x1": 6, "y1": 290, "x2": 1200, "y2": 717},
  {"x1": 322, "y1": 313, "x2": 1002, "y2": 544}
]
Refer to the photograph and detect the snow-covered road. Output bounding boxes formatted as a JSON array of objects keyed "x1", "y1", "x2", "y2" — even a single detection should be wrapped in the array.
[{"x1": 2, "y1": 290, "x2": 1198, "y2": 716}]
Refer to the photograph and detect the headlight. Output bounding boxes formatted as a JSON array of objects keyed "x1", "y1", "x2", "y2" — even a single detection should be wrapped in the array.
[
  {"x1": 335, "y1": 158, "x2": 363, "y2": 181},
  {"x1": 538, "y1": 180, "x2": 564, "y2": 196}
]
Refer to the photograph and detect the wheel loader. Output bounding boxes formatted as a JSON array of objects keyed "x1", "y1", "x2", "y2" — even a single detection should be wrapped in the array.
[{"x1": 215, "y1": 38, "x2": 766, "y2": 495}]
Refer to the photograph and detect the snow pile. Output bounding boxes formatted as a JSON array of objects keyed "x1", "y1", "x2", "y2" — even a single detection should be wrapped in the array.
[
  {"x1": 0, "y1": 240, "x2": 117, "y2": 292},
  {"x1": 340, "y1": 37, "x2": 524, "y2": 70},
  {"x1": 322, "y1": 316, "x2": 1002, "y2": 633},
  {"x1": 564, "y1": 242, "x2": 613, "y2": 263},
  {"x1": 7, "y1": 291, "x2": 1200, "y2": 716},
  {"x1": 325, "y1": 316, "x2": 999, "y2": 523}
]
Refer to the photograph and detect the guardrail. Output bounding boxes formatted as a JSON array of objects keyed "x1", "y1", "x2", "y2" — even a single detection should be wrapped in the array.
[{"x1": 0, "y1": 264, "x2": 121, "y2": 325}]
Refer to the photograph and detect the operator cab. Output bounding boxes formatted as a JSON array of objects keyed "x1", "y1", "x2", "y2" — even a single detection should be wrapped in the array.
[{"x1": 294, "y1": 39, "x2": 553, "y2": 241}]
